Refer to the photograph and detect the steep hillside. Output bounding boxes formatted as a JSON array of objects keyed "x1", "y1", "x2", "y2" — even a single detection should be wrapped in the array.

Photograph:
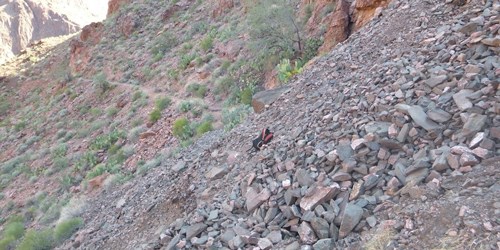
[
  {"x1": 0, "y1": 0, "x2": 107, "y2": 64},
  {"x1": 69, "y1": 0, "x2": 498, "y2": 249},
  {"x1": 0, "y1": 0, "x2": 498, "y2": 249}
]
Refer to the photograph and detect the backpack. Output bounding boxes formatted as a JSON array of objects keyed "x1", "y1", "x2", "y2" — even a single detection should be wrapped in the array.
[{"x1": 252, "y1": 128, "x2": 273, "y2": 151}]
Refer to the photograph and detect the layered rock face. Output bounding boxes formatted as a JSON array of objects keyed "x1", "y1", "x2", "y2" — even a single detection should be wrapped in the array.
[{"x1": 0, "y1": 0, "x2": 107, "y2": 64}]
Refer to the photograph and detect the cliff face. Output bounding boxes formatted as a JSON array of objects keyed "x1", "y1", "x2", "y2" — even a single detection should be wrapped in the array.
[{"x1": 0, "y1": 0, "x2": 107, "y2": 65}]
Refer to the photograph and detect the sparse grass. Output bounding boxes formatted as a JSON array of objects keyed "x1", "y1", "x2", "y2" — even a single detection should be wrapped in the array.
[
  {"x1": 136, "y1": 158, "x2": 161, "y2": 175},
  {"x1": 364, "y1": 228, "x2": 395, "y2": 250},
  {"x1": 54, "y1": 218, "x2": 83, "y2": 243},
  {"x1": 0, "y1": 95, "x2": 10, "y2": 116}
]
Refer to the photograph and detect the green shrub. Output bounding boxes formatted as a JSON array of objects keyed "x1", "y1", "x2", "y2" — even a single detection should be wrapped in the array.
[
  {"x1": 303, "y1": 4, "x2": 313, "y2": 23},
  {"x1": 14, "y1": 121, "x2": 27, "y2": 132},
  {"x1": 136, "y1": 158, "x2": 161, "y2": 175},
  {"x1": 53, "y1": 157, "x2": 69, "y2": 170},
  {"x1": 215, "y1": 76, "x2": 235, "y2": 95},
  {"x1": 167, "y1": 69, "x2": 179, "y2": 81},
  {"x1": 178, "y1": 101, "x2": 192, "y2": 113},
  {"x1": 0, "y1": 96, "x2": 10, "y2": 116},
  {"x1": 155, "y1": 97, "x2": 171, "y2": 111},
  {"x1": 86, "y1": 164, "x2": 106, "y2": 179},
  {"x1": 302, "y1": 38, "x2": 323, "y2": 63},
  {"x1": 54, "y1": 218, "x2": 83, "y2": 243},
  {"x1": 90, "y1": 130, "x2": 125, "y2": 151},
  {"x1": 239, "y1": 86, "x2": 254, "y2": 105},
  {"x1": 150, "y1": 32, "x2": 178, "y2": 61},
  {"x1": 172, "y1": 117, "x2": 192, "y2": 140},
  {"x1": 51, "y1": 143, "x2": 67, "y2": 158},
  {"x1": 107, "y1": 107, "x2": 119, "y2": 117},
  {"x1": 74, "y1": 152, "x2": 97, "y2": 171},
  {"x1": 0, "y1": 235, "x2": 16, "y2": 250},
  {"x1": 222, "y1": 105, "x2": 251, "y2": 131},
  {"x1": 93, "y1": 72, "x2": 110, "y2": 95},
  {"x1": 179, "y1": 54, "x2": 197, "y2": 70},
  {"x1": 187, "y1": 83, "x2": 208, "y2": 98},
  {"x1": 195, "y1": 121, "x2": 213, "y2": 136},
  {"x1": 277, "y1": 58, "x2": 303, "y2": 83},
  {"x1": 200, "y1": 36, "x2": 214, "y2": 52},
  {"x1": 17, "y1": 229, "x2": 54, "y2": 250},
  {"x1": 149, "y1": 109, "x2": 161, "y2": 123}
]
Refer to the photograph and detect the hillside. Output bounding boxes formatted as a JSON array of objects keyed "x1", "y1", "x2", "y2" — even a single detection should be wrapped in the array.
[
  {"x1": 0, "y1": 0, "x2": 107, "y2": 64},
  {"x1": 0, "y1": 0, "x2": 499, "y2": 249}
]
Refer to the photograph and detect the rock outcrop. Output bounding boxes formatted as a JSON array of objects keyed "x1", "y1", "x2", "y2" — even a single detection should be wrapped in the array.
[{"x1": 0, "y1": 0, "x2": 107, "y2": 64}]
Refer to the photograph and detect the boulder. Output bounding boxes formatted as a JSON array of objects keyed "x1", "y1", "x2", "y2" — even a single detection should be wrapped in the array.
[{"x1": 252, "y1": 86, "x2": 291, "y2": 113}]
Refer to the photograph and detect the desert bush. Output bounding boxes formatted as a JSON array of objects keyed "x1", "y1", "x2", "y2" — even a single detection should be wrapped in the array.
[
  {"x1": 200, "y1": 35, "x2": 214, "y2": 52},
  {"x1": 195, "y1": 120, "x2": 213, "y2": 137},
  {"x1": 149, "y1": 109, "x2": 161, "y2": 123},
  {"x1": 179, "y1": 53, "x2": 197, "y2": 70},
  {"x1": 150, "y1": 32, "x2": 178, "y2": 62},
  {"x1": 90, "y1": 130, "x2": 125, "y2": 151},
  {"x1": 0, "y1": 216, "x2": 25, "y2": 249},
  {"x1": 215, "y1": 76, "x2": 235, "y2": 96},
  {"x1": 187, "y1": 83, "x2": 208, "y2": 98},
  {"x1": 54, "y1": 218, "x2": 83, "y2": 243},
  {"x1": 53, "y1": 157, "x2": 69, "y2": 170},
  {"x1": 0, "y1": 95, "x2": 10, "y2": 116},
  {"x1": 155, "y1": 96, "x2": 171, "y2": 111},
  {"x1": 17, "y1": 229, "x2": 54, "y2": 250},
  {"x1": 93, "y1": 72, "x2": 110, "y2": 95},
  {"x1": 178, "y1": 101, "x2": 192, "y2": 113},
  {"x1": 172, "y1": 117, "x2": 192, "y2": 140},
  {"x1": 107, "y1": 107, "x2": 119, "y2": 117},
  {"x1": 222, "y1": 105, "x2": 251, "y2": 131},
  {"x1": 277, "y1": 58, "x2": 303, "y2": 83}
]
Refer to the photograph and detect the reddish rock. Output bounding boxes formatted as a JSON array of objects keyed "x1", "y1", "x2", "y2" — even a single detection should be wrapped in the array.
[
  {"x1": 459, "y1": 153, "x2": 479, "y2": 166},
  {"x1": 319, "y1": 0, "x2": 350, "y2": 53},
  {"x1": 245, "y1": 187, "x2": 271, "y2": 212},
  {"x1": 300, "y1": 184, "x2": 340, "y2": 211},
  {"x1": 212, "y1": 0, "x2": 234, "y2": 18},
  {"x1": 88, "y1": 173, "x2": 110, "y2": 191},
  {"x1": 108, "y1": 0, "x2": 131, "y2": 17},
  {"x1": 490, "y1": 127, "x2": 500, "y2": 140},
  {"x1": 298, "y1": 222, "x2": 318, "y2": 244},
  {"x1": 352, "y1": 0, "x2": 391, "y2": 30},
  {"x1": 140, "y1": 131, "x2": 156, "y2": 139}
]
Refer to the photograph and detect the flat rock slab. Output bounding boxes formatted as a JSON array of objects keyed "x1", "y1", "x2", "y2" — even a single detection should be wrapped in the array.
[
  {"x1": 407, "y1": 105, "x2": 439, "y2": 131},
  {"x1": 339, "y1": 204, "x2": 363, "y2": 239},
  {"x1": 186, "y1": 223, "x2": 207, "y2": 240},
  {"x1": 300, "y1": 184, "x2": 340, "y2": 211},
  {"x1": 246, "y1": 187, "x2": 271, "y2": 212},
  {"x1": 252, "y1": 86, "x2": 291, "y2": 113}
]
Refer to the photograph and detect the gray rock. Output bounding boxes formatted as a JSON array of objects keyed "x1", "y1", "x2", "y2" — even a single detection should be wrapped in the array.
[
  {"x1": 453, "y1": 89, "x2": 474, "y2": 111},
  {"x1": 246, "y1": 187, "x2": 271, "y2": 213},
  {"x1": 329, "y1": 223, "x2": 339, "y2": 241},
  {"x1": 205, "y1": 166, "x2": 228, "y2": 180},
  {"x1": 186, "y1": 223, "x2": 207, "y2": 240},
  {"x1": 285, "y1": 241, "x2": 301, "y2": 250},
  {"x1": 193, "y1": 235, "x2": 208, "y2": 245},
  {"x1": 339, "y1": 204, "x2": 363, "y2": 238},
  {"x1": 258, "y1": 238, "x2": 273, "y2": 250},
  {"x1": 432, "y1": 153, "x2": 450, "y2": 172},
  {"x1": 296, "y1": 169, "x2": 314, "y2": 186},
  {"x1": 298, "y1": 222, "x2": 318, "y2": 245},
  {"x1": 366, "y1": 216, "x2": 377, "y2": 227},
  {"x1": 397, "y1": 124, "x2": 410, "y2": 143},
  {"x1": 313, "y1": 238, "x2": 335, "y2": 250},
  {"x1": 336, "y1": 143, "x2": 354, "y2": 161},
  {"x1": 462, "y1": 114, "x2": 487, "y2": 138},
  {"x1": 310, "y1": 217, "x2": 330, "y2": 239},
  {"x1": 165, "y1": 234, "x2": 181, "y2": 250},
  {"x1": 407, "y1": 105, "x2": 439, "y2": 131},
  {"x1": 364, "y1": 122, "x2": 392, "y2": 137},
  {"x1": 425, "y1": 75, "x2": 447, "y2": 87},
  {"x1": 427, "y1": 109, "x2": 452, "y2": 123},
  {"x1": 266, "y1": 230, "x2": 282, "y2": 244},
  {"x1": 172, "y1": 161, "x2": 186, "y2": 172},
  {"x1": 208, "y1": 210, "x2": 219, "y2": 221}
]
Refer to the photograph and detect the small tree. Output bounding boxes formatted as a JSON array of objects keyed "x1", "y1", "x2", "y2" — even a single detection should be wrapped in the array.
[{"x1": 247, "y1": 0, "x2": 303, "y2": 59}]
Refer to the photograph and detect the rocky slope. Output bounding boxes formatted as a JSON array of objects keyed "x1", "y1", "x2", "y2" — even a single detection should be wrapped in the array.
[
  {"x1": 68, "y1": 0, "x2": 499, "y2": 249},
  {"x1": 0, "y1": 0, "x2": 107, "y2": 64}
]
